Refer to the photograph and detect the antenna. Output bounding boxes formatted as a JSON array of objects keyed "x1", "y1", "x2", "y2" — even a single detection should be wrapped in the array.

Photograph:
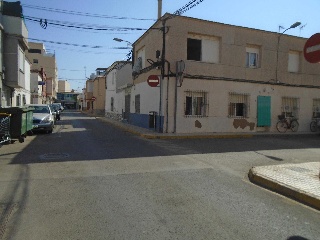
[
  {"x1": 278, "y1": 25, "x2": 285, "y2": 33},
  {"x1": 299, "y1": 23, "x2": 307, "y2": 36}
]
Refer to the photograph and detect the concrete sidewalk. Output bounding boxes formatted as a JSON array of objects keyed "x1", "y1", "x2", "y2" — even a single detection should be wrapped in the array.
[
  {"x1": 249, "y1": 162, "x2": 320, "y2": 211},
  {"x1": 92, "y1": 114, "x2": 320, "y2": 210}
]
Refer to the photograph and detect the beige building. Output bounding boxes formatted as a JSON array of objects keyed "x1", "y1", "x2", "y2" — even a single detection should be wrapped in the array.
[
  {"x1": 85, "y1": 68, "x2": 107, "y2": 115},
  {"x1": 58, "y1": 80, "x2": 71, "y2": 93},
  {"x1": 129, "y1": 14, "x2": 320, "y2": 133},
  {"x1": 26, "y1": 42, "x2": 58, "y2": 102}
]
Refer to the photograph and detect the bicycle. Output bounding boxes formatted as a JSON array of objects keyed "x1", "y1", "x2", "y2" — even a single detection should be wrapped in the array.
[
  {"x1": 310, "y1": 118, "x2": 320, "y2": 132},
  {"x1": 276, "y1": 114, "x2": 299, "y2": 133}
]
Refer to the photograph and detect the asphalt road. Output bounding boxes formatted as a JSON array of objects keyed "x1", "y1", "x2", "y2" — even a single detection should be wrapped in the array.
[{"x1": 0, "y1": 111, "x2": 319, "y2": 240}]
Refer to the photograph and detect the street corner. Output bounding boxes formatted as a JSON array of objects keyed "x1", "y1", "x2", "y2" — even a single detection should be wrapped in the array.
[{"x1": 248, "y1": 163, "x2": 320, "y2": 211}]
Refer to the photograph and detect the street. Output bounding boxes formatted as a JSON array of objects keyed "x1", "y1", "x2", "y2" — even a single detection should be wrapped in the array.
[{"x1": 0, "y1": 111, "x2": 319, "y2": 240}]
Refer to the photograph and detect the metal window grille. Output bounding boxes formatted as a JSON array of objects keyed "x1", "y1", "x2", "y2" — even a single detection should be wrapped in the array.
[
  {"x1": 228, "y1": 92, "x2": 250, "y2": 118},
  {"x1": 312, "y1": 98, "x2": 320, "y2": 118},
  {"x1": 111, "y1": 97, "x2": 114, "y2": 112},
  {"x1": 135, "y1": 94, "x2": 140, "y2": 114},
  {"x1": 281, "y1": 97, "x2": 299, "y2": 118},
  {"x1": 184, "y1": 90, "x2": 209, "y2": 117}
]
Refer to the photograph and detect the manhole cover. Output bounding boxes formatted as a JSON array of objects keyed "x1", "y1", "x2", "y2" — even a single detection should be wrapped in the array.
[{"x1": 40, "y1": 153, "x2": 70, "y2": 160}]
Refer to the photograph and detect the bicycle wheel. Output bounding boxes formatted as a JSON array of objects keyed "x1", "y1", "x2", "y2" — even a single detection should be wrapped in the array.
[
  {"x1": 276, "y1": 120, "x2": 287, "y2": 133},
  {"x1": 290, "y1": 120, "x2": 299, "y2": 132},
  {"x1": 310, "y1": 120, "x2": 317, "y2": 132}
]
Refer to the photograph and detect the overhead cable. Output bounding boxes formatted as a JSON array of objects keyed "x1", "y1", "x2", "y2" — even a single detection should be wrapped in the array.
[
  {"x1": 22, "y1": 4, "x2": 156, "y2": 21},
  {"x1": 24, "y1": 16, "x2": 148, "y2": 32}
]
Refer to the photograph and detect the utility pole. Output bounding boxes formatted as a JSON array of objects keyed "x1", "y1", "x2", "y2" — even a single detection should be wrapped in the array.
[{"x1": 158, "y1": 0, "x2": 162, "y2": 19}]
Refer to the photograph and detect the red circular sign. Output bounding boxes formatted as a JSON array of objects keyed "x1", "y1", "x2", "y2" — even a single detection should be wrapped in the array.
[
  {"x1": 147, "y1": 75, "x2": 160, "y2": 87},
  {"x1": 304, "y1": 33, "x2": 320, "y2": 63},
  {"x1": 91, "y1": 96, "x2": 96, "y2": 101}
]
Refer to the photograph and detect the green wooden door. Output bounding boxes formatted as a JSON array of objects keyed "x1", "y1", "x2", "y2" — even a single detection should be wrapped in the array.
[{"x1": 257, "y1": 96, "x2": 271, "y2": 127}]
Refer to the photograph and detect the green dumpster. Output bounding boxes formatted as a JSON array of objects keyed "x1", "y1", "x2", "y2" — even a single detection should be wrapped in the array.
[{"x1": 0, "y1": 107, "x2": 33, "y2": 143}]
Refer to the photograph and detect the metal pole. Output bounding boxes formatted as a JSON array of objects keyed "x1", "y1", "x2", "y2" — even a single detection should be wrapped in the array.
[{"x1": 159, "y1": 19, "x2": 166, "y2": 133}]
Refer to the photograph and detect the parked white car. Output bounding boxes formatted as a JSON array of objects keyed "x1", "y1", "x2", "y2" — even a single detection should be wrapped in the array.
[{"x1": 25, "y1": 104, "x2": 55, "y2": 134}]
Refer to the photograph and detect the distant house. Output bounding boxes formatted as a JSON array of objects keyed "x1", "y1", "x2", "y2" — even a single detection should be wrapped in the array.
[
  {"x1": 85, "y1": 68, "x2": 107, "y2": 115},
  {"x1": 26, "y1": 42, "x2": 58, "y2": 103},
  {"x1": 105, "y1": 61, "x2": 132, "y2": 121},
  {"x1": 128, "y1": 14, "x2": 320, "y2": 133}
]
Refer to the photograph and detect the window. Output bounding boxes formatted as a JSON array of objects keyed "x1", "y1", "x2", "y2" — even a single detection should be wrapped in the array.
[
  {"x1": 187, "y1": 38, "x2": 201, "y2": 61},
  {"x1": 187, "y1": 36, "x2": 220, "y2": 63},
  {"x1": 22, "y1": 95, "x2": 26, "y2": 105},
  {"x1": 228, "y1": 93, "x2": 250, "y2": 118},
  {"x1": 28, "y1": 49, "x2": 42, "y2": 54},
  {"x1": 281, "y1": 97, "x2": 299, "y2": 118},
  {"x1": 111, "y1": 97, "x2": 114, "y2": 111},
  {"x1": 246, "y1": 47, "x2": 259, "y2": 68},
  {"x1": 16, "y1": 94, "x2": 21, "y2": 106},
  {"x1": 33, "y1": 59, "x2": 39, "y2": 64},
  {"x1": 18, "y1": 47, "x2": 25, "y2": 72},
  {"x1": 136, "y1": 47, "x2": 145, "y2": 69},
  {"x1": 288, "y1": 51, "x2": 300, "y2": 73},
  {"x1": 312, "y1": 99, "x2": 320, "y2": 118},
  {"x1": 135, "y1": 94, "x2": 140, "y2": 114},
  {"x1": 184, "y1": 91, "x2": 208, "y2": 117}
]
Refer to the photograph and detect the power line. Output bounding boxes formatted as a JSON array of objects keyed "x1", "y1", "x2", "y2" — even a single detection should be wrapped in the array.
[
  {"x1": 22, "y1": 4, "x2": 156, "y2": 21},
  {"x1": 27, "y1": 37, "x2": 131, "y2": 49},
  {"x1": 24, "y1": 16, "x2": 149, "y2": 32},
  {"x1": 174, "y1": 0, "x2": 205, "y2": 15}
]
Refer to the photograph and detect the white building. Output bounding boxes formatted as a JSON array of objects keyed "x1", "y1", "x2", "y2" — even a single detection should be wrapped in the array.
[{"x1": 105, "y1": 61, "x2": 132, "y2": 121}]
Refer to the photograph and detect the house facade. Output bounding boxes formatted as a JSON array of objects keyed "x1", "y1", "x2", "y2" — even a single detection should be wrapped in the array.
[
  {"x1": 130, "y1": 14, "x2": 320, "y2": 133},
  {"x1": 1, "y1": 0, "x2": 30, "y2": 107},
  {"x1": 26, "y1": 42, "x2": 58, "y2": 103},
  {"x1": 105, "y1": 61, "x2": 132, "y2": 121}
]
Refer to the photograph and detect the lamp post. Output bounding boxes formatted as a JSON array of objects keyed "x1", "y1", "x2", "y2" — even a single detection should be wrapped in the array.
[
  {"x1": 113, "y1": 38, "x2": 132, "y2": 47},
  {"x1": 275, "y1": 22, "x2": 301, "y2": 82}
]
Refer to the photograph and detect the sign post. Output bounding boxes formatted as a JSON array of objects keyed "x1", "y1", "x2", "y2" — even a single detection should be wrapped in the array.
[{"x1": 304, "y1": 33, "x2": 320, "y2": 63}]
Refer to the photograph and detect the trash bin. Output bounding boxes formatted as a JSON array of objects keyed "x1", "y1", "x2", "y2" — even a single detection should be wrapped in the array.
[
  {"x1": 149, "y1": 111, "x2": 157, "y2": 129},
  {"x1": 0, "y1": 107, "x2": 33, "y2": 143}
]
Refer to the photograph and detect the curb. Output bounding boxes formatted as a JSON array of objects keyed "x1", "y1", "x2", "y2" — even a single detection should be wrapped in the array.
[{"x1": 248, "y1": 167, "x2": 320, "y2": 211}]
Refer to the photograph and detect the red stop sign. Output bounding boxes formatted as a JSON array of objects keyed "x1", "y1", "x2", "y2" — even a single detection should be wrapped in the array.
[
  {"x1": 147, "y1": 75, "x2": 160, "y2": 87},
  {"x1": 304, "y1": 33, "x2": 320, "y2": 63}
]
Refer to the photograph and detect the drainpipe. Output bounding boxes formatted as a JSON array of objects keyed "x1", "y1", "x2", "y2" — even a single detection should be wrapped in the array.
[{"x1": 165, "y1": 61, "x2": 170, "y2": 133}]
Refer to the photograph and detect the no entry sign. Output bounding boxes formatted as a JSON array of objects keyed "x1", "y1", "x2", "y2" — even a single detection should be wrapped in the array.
[
  {"x1": 304, "y1": 33, "x2": 320, "y2": 63},
  {"x1": 147, "y1": 75, "x2": 160, "y2": 87}
]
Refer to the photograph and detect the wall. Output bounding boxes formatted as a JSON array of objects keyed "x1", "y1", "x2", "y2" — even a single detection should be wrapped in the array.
[{"x1": 93, "y1": 76, "x2": 106, "y2": 115}]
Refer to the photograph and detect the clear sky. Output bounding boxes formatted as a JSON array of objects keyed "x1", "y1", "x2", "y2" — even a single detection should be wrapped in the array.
[{"x1": 16, "y1": 0, "x2": 320, "y2": 91}]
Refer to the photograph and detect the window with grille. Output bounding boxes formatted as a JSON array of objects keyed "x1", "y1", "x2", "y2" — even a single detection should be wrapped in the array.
[
  {"x1": 184, "y1": 91, "x2": 208, "y2": 117},
  {"x1": 246, "y1": 46, "x2": 260, "y2": 68},
  {"x1": 16, "y1": 94, "x2": 21, "y2": 106},
  {"x1": 228, "y1": 93, "x2": 250, "y2": 118},
  {"x1": 281, "y1": 97, "x2": 299, "y2": 118},
  {"x1": 111, "y1": 97, "x2": 114, "y2": 111},
  {"x1": 312, "y1": 98, "x2": 320, "y2": 118}
]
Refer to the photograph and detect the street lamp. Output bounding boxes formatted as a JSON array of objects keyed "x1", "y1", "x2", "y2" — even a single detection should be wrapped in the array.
[
  {"x1": 275, "y1": 22, "x2": 301, "y2": 82},
  {"x1": 113, "y1": 38, "x2": 132, "y2": 47}
]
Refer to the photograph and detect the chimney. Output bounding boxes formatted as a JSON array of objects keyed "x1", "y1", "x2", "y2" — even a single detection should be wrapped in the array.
[{"x1": 158, "y1": 0, "x2": 162, "y2": 19}]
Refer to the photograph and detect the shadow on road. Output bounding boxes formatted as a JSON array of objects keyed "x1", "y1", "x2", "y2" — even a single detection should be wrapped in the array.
[{"x1": 5, "y1": 111, "x2": 320, "y2": 165}]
